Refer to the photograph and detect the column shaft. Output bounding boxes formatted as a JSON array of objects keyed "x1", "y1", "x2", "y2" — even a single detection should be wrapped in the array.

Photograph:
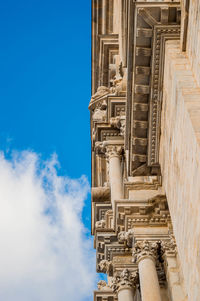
[
  {"x1": 138, "y1": 257, "x2": 161, "y2": 301},
  {"x1": 118, "y1": 288, "x2": 135, "y2": 301},
  {"x1": 109, "y1": 155, "x2": 123, "y2": 208}
]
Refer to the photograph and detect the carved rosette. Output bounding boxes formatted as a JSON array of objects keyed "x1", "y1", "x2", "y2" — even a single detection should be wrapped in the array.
[
  {"x1": 161, "y1": 235, "x2": 177, "y2": 257},
  {"x1": 132, "y1": 240, "x2": 159, "y2": 263},
  {"x1": 118, "y1": 229, "x2": 134, "y2": 247},
  {"x1": 98, "y1": 260, "x2": 113, "y2": 276},
  {"x1": 111, "y1": 269, "x2": 139, "y2": 293}
]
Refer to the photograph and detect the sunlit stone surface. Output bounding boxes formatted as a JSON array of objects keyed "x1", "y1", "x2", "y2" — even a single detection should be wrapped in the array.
[{"x1": 90, "y1": 1, "x2": 199, "y2": 300}]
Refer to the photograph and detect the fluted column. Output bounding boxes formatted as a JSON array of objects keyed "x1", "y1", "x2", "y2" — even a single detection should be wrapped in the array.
[
  {"x1": 112, "y1": 269, "x2": 138, "y2": 301},
  {"x1": 105, "y1": 145, "x2": 123, "y2": 208},
  {"x1": 133, "y1": 241, "x2": 162, "y2": 301}
]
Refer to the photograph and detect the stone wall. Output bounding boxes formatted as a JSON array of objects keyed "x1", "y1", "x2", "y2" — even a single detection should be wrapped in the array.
[
  {"x1": 187, "y1": 0, "x2": 200, "y2": 86},
  {"x1": 160, "y1": 40, "x2": 200, "y2": 301}
]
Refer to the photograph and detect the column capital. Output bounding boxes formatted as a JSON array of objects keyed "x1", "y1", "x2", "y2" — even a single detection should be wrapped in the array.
[
  {"x1": 95, "y1": 141, "x2": 124, "y2": 158},
  {"x1": 161, "y1": 235, "x2": 177, "y2": 257},
  {"x1": 132, "y1": 240, "x2": 159, "y2": 263},
  {"x1": 111, "y1": 269, "x2": 139, "y2": 293},
  {"x1": 105, "y1": 145, "x2": 123, "y2": 159}
]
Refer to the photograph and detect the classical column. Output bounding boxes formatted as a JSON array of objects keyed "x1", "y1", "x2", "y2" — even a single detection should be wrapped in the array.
[
  {"x1": 112, "y1": 269, "x2": 138, "y2": 301},
  {"x1": 133, "y1": 240, "x2": 162, "y2": 301},
  {"x1": 105, "y1": 145, "x2": 123, "y2": 208}
]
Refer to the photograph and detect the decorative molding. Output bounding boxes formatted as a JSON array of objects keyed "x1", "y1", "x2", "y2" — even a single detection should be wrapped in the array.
[
  {"x1": 148, "y1": 25, "x2": 181, "y2": 167},
  {"x1": 96, "y1": 219, "x2": 106, "y2": 230},
  {"x1": 125, "y1": 3, "x2": 181, "y2": 176}
]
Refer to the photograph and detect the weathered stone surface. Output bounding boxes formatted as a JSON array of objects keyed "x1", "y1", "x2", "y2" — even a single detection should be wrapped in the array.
[
  {"x1": 91, "y1": 2, "x2": 200, "y2": 301},
  {"x1": 160, "y1": 40, "x2": 200, "y2": 301}
]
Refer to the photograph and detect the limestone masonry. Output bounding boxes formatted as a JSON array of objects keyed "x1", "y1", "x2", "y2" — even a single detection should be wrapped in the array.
[{"x1": 89, "y1": 1, "x2": 199, "y2": 300}]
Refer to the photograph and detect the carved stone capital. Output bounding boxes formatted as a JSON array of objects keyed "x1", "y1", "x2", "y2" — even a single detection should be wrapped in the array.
[
  {"x1": 105, "y1": 145, "x2": 123, "y2": 159},
  {"x1": 161, "y1": 235, "x2": 177, "y2": 257},
  {"x1": 118, "y1": 229, "x2": 134, "y2": 247},
  {"x1": 132, "y1": 240, "x2": 159, "y2": 263},
  {"x1": 111, "y1": 269, "x2": 139, "y2": 293},
  {"x1": 98, "y1": 260, "x2": 113, "y2": 276}
]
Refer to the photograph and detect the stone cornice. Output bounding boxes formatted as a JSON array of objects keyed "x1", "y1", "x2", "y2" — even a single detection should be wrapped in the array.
[{"x1": 126, "y1": 2, "x2": 181, "y2": 177}]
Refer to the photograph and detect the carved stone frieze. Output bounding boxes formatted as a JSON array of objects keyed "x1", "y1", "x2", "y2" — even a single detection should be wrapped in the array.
[{"x1": 111, "y1": 269, "x2": 139, "y2": 293}]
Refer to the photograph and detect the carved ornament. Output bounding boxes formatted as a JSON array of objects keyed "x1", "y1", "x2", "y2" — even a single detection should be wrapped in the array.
[
  {"x1": 161, "y1": 235, "x2": 177, "y2": 257},
  {"x1": 98, "y1": 260, "x2": 113, "y2": 276},
  {"x1": 111, "y1": 269, "x2": 139, "y2": 293},
  {"x1": 132, "y1": 240, "x2": 159, "y2": 263},
  {"x1": 97, "y1": 280, "x2": 111, "y2": 291},
  {"x1": 118, "y1": 229, "x2": 134, "y2": 248}
]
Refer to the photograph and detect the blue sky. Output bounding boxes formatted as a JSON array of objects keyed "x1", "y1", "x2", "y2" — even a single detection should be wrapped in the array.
[{"x1": 0, "y1": 1, "x2": 96, "y2": 300}]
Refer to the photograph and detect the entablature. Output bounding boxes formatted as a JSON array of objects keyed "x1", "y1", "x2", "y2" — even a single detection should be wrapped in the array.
[{"x1": 126, "y1": 1, "x2": 181, "y2": 177}]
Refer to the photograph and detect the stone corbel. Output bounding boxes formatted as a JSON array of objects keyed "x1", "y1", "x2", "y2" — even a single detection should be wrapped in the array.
[
  {"x1": 118, "y1": 229, "x2": 134, "y2": 248},
  {"x1": 110, "y1": 116, "x2": 126, "y2": 136},
  {"x1": 98, "y1": 260, "x2": 113, "y2": 276}
]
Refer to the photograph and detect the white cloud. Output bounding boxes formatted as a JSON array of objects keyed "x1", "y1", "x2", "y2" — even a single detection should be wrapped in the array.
[{"x1": 0, "y1": 151, "x2": 97, "y2": 301}]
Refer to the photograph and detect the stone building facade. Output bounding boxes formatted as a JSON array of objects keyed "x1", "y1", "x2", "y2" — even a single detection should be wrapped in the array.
[{"x1": 89, "y1": 1, "x2": 200, "y2": 300}]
